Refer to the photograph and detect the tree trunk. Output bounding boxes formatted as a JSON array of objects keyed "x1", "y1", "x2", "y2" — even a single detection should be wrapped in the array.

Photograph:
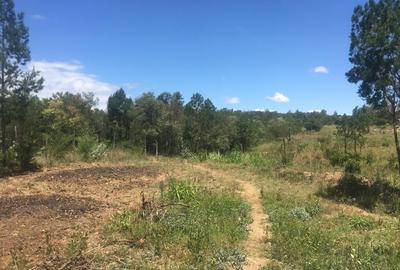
[
  {"x1": 155, "y1": 140, "x2": 158, "y2": 156},
  {"x1": 0, "y1": 62, "x2": 6, "y2": 167},
  {"x1": 1, "y1": 115, "x2": 6, "y2": 167},
  {"x1": 144, "y1": 135, "x2": 147, "y2": 156},
  {"x1": 391, "y1": 110, "x2": 400, "y2": 175}
]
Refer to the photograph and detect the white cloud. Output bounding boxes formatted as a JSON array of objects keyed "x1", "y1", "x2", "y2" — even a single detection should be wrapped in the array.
[
  {"x1": 267, "y1": 92, "x2": 289, "y2": 103},
  {"x1": 308, "y1": 109, "x2": 322, "y2": 113},
  {"x1": 313, "y1": 66, "x2": 329, "y2": 74},
  {"x1": 31, "y1": 14, "x2": 46, "y2": 20},
  {"x1": 224, "y1": 96, "x2": 240, "y2": 104},
  {"x1": 28, "y1": 60, "x2": 135, "y2": 109},
  {"x1": 254, "y1": 108, "x2": 275, "y2": 112}
]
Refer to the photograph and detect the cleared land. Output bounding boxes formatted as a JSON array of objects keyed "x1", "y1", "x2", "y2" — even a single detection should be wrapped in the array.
[
  {"x1": 0, "y1": 160, "x2": 269, "y2": 269},
  {"x1": 1, "y1": 127, "x2": 400, "y2": 269}
]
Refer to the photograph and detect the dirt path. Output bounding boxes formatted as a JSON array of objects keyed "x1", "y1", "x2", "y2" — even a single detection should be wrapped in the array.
[
  {"x1": 192, "y1": 163, "x2": 270, "y2": 269},
  {"x1": 238, "y1": 179, "x2": 270, "y2": 269}
]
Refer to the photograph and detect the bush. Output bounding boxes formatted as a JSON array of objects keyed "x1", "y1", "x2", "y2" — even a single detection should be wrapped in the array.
[
  {"x1": 344, "y1": 159, "x2": 361, "y2": 174},
  {"x1": 77, "y1": 135, "x2": 97, "y2": 161},
  {"x1": 77, "y1": 135, "x2": 107, "y2": 162},
  {"x1": 324, "y1": 147, "x2": 346, "y2": 167},
  {"x1": 43, "y1": 133, "x2": 72, "y2": 164},
  {"x1": 323, "y1": 174, "x2": 400, "y2": 214}
]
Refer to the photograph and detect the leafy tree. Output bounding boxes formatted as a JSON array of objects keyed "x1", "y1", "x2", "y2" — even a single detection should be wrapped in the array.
[
  {"x1": 133, "y1": 92, "x2": 163, "y2": 155},
  {"x1": 269, "y1": 118, "x2": 293, "y2": 164},
  {"x1": 42, "y1": 92, "x2": 98, "y2": 162},
  {"x1": 347, "y1": 0, "x2": 400, "y2": 173},
  {"x1": 12, "y1": 71, "x2": 44, "y2": 168},
  {"x1": 234, "y1": 114, "x2": 263, "y2": 152},
  {"x1": 0, "y1": 0, "x2": 43, "y2": 170},
  {"x1": 336, "y1": 115, "x2": 353, "y2": 155},
  {"x1": 336, "y1": 107, "x2": 370, "y2": 158},
  {"x1": 184, "y1": 93, "x2": 216, "y2": 152},
  {"x1": 157, "y1": 91, "x2": 184, "y2": 155},
  {"x1": 107, "y1": 88, "x2": 133, "y2": 141},
  {"x1": 350, "y1": 106, "x2": 370, "y2": 154}
]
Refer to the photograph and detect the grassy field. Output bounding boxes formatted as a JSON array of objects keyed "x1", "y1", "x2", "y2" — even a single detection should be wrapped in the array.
[{"x1": 1, "y1": 125, "x2": 400, "y2": 269}]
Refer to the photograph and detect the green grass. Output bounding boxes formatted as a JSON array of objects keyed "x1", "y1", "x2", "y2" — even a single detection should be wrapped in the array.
[
  {"x1": 103, "y1": 178, "x2": 252, "y2": 269},
  {"x1": 261, "y1": 191, "x2": 400, "y2": 270}
]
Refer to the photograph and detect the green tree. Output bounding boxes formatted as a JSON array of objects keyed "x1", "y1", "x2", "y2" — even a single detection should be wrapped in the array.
[
  {"x1": 42, "y1": 92, "x2": 98, "y2": 163},
  {"x1": 336, "y1": 107, "x2": 370, "y2": 157},
  {"x1": 107, "y1": 88, "x2": 133, "y2": 142},
  {"x1": 336, "y1": 115, "x2": 353, "y2": 155},
  {"x1": 351, "y1": 106, "x2": 370, "y2": 154},
  {"x1": 133, "y1": 92, "x2": 163, "y2": 155},
  {"x1": 269, "y1": 118, "x2": 293, "y2": 164},
  {"x1": 0, "y1": 0, "x2": 43, "y2": 170},
  {"x1": 347, "y1": 0, "x2": 400, "y2": 173},
  {"x1": 12, "y1": 71, "x2": 44, "y2": 168},
  {"x1": 184, "y1": 93, "x2": 216, "y2": 152},
  {"x1": 157, "y1": 91, "x2": 184, "y2": 155}
]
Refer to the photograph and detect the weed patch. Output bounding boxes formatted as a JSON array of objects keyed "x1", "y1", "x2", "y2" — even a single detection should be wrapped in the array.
[
  {"x1": 262, "y1": 191, "x2": 400, "y2": 269},
  {"x1": 104, "y1": 178, "x2": 251, "y2": 269}
]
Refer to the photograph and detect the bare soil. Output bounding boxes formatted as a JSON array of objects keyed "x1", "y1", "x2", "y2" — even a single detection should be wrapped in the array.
[
  {"x1": 0, "y1": 164, "x2": 163, "y2": 269},
  {"x1": 0, "y1": 161, "x2": 271, "y2": 269},
  {"x1": 239, "y1": 180, "x2": 270, "y2": 269}
]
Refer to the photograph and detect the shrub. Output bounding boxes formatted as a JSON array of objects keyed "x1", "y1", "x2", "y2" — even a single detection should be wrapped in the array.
[
  {"x1": 77, "y1": 135, "x2": 107, "y2": 162},
  {"x1": 42, "y1": 133, "x2": 72, "y2": 163},
  {"x1": 323, "y1": 174, "x2": 400, "y2": 214},
  {"x1": 77, "y1": 135, "x2": 97, "y2": 161},
  {"x1": 290, "y1": 207, "x2": 311, "y2": 221},
  {"x1": 324, "y1": 147, "x2": 346, "y2": 167},
  {"x1": 364, "y1": 152, "x2": 375, "y2": 165},
  {"x1": 344, "y1": 159, "x2": 361, "y2": 174}
]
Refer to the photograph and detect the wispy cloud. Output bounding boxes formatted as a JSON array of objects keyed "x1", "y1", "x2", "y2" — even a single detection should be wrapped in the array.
[
  {"x1": 224, "y1": 96, "x2": 240, "y2": 104},
  {"x1": 267, "y1": 92, "x2": 289, "y2": 103},
  {"x1": 313, "y1": 66, "x2": 329, "y2": 74},
  {"x1": 31, "y1": 14, "x2": 46, "y2": 20},
  {"x1": 27, "y1": 60, "x2": 136, "y2": 109}
]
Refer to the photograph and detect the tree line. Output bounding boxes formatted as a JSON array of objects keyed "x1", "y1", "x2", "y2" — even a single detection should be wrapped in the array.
[{"x1": 2, "y1": 0, "x2": 399, "y2": 176}]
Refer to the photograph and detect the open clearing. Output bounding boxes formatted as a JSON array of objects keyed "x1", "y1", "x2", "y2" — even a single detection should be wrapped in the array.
[
  {"x1": 0, "y1": 164, "x2": 165, "y2": 268},
  {"x1": 0, "y1": 160, "x2": 270, "y2": 269}
]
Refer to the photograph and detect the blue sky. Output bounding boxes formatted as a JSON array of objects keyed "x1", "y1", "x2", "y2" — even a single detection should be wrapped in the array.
[{"x1": 16, "y1": 0, "x2": 366, "y2": 113}]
